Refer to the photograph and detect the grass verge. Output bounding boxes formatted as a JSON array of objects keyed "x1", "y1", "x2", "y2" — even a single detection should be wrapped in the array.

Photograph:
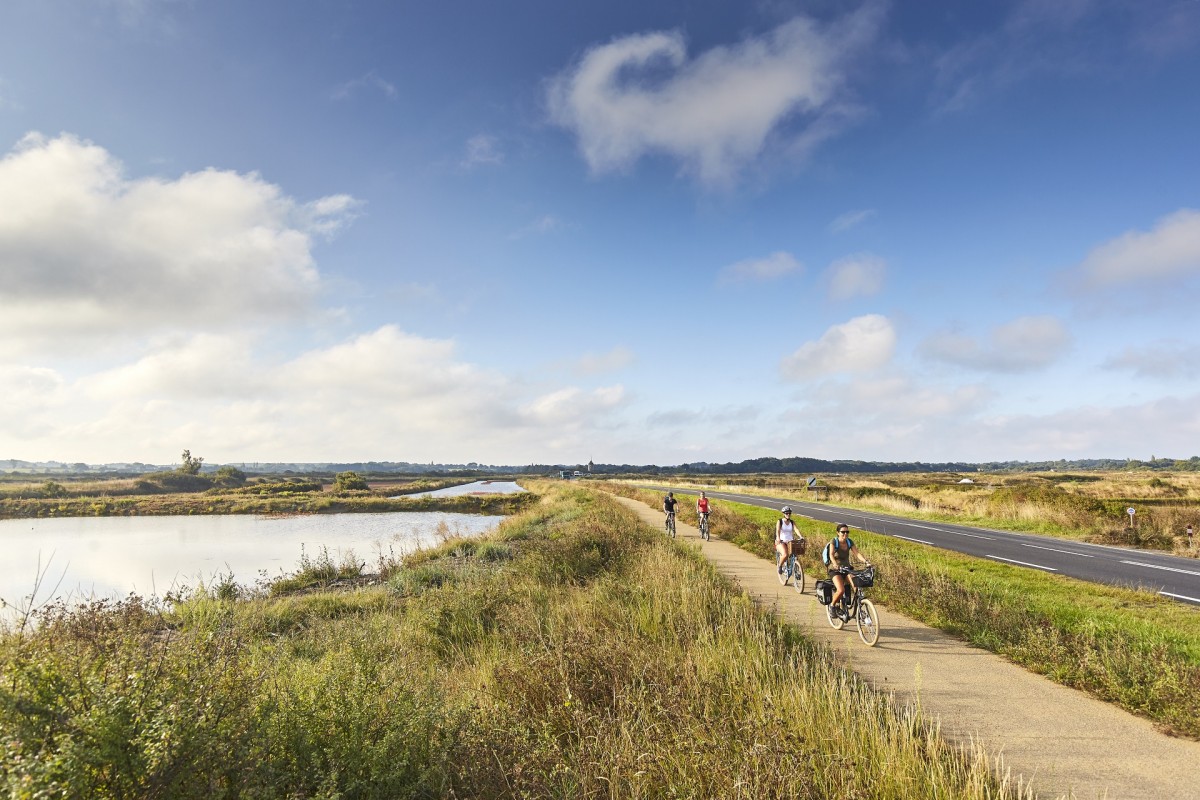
[
  {"x1": 0, "y1": 483, "x2": 1025, "y2": 798},
  {"x1": 600, "y1": 483, "x2": 1200, "y2": 738}
]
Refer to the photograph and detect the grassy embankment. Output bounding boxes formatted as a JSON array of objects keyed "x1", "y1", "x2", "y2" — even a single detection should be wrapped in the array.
[
  {"x1": 675, "y1": 471, "x2": 1199, "y2": 555},
  {"x1": 0, "y1": 475, "x2": 530, "y2": 519},
  {"x1": 0, "y1": 483, "x2": 1026, "y2": 798},
  {"x1": 600, "y1": 483, "x2": 1200, "y2": 739}
]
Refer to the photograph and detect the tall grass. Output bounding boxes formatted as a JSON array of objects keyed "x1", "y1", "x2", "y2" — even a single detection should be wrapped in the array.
[
  {"x1": 0, "y1": 484, "x2": 1024, "y2": 798},
  {"x1": 663, "y1": 471, "x2": 1199, "y2": 556},
  {"x1": 600, "y1": 484, "x2": 1200, "y2": 739}
]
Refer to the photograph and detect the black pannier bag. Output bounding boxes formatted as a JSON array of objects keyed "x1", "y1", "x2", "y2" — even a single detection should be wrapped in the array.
[{"x1": 815, "y1": 580, "x2": 834, "y2": 605}]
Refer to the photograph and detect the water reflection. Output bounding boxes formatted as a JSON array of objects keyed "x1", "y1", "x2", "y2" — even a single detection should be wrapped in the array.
[
  {"x1": 0, "y1": 511, "x2": 501, "y2": 613},
  {"x1": 395, "y1": 480, "x2": 526, "y2": 498}
]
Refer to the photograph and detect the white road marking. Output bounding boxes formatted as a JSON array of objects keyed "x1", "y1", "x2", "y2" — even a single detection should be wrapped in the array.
[
  {"x1": 1120, "y1": 560, "x2": 1200, "y2": 578},
  {"x1": 1157, "y1": 591, "x2": 1200, "y2": 604},
  {"x1": 1021, "y1": 543, "x2": 1095, "y2": 558},
  {"x1": 987, "y1": 556, "x2": 1058, "y2": 572},
  {"x1": 893, "y1": 535, "x2": 933, "y2": 545},
  {"x1": 934, "y1": 529, "x2": 994, "y2": 540}
]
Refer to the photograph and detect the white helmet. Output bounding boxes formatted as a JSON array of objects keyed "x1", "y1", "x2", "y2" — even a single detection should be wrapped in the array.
[{"x1": 781, "y1": 506, "x2": 792, "y2": 513}]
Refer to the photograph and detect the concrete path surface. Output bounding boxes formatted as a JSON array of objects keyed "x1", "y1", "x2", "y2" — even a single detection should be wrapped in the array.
[{"x1": 617, "y1": 497, "x2": 1200, "y2": 800}]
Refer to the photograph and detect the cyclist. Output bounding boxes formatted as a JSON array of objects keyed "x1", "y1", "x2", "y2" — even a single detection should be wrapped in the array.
[
  {"x1": 775, "y1": 506, "x2": 805, "y2": 574},
  {"x1": 663, "y1": 491, "x2": 679, "y2": 530},
  {"x1": 696, "y1": 491, "x2": 711, "y2": 529},
  {"x1": 826, "y1": 524, "x2": 870, "y2": 618}
]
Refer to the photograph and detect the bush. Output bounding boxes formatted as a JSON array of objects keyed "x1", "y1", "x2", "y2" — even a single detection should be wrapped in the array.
[
  {"x1": 214, "y1": 466, "x2": 248, "y2": 488},
  {"x1": 334, "y1": 471, "x2": 369, "y2": 492}
]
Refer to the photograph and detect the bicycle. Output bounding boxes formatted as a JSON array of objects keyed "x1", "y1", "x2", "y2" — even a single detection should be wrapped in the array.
[
  {"x1": 698, "y1": 513, "x2": 710, "y2": 541},
  {"x1": 665, "y1": 511, "x2": 676, "y2": 538},
  {"x1": 817, "y1": 566, "x2": 879, "y2": 646},
  {"x1": 776, "y1": 541, "x2": 806, "y2": 593}
]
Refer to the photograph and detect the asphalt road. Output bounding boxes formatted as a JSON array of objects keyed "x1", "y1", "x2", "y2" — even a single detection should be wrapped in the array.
[{"x1": 648, "y1": 486, "x2": 1200, "y2": 606}]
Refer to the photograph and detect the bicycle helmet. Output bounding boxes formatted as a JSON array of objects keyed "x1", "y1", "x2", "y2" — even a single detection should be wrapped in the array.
[{"x1": 781, "y1": 506, "x2": 792, "y2": 513}]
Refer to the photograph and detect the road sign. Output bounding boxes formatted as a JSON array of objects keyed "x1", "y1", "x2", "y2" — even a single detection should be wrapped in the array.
[{"x1": 807, "y1": 476, "x2": 816, "y2": 487}]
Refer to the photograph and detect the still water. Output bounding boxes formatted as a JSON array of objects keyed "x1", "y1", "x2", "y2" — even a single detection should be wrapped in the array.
[
  {"x1": 398, "y1": 479, "x2": 526, "y2": 498},
  {"x1": 0, "y1": 511, "x2": 502, "y2": 612}
]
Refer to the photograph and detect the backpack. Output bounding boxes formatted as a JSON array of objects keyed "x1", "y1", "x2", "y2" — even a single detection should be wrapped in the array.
[{"x1": 821, "y1": 537, "x2": 853, "y2": 566}]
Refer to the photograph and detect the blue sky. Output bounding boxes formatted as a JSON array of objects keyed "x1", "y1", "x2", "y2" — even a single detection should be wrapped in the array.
[{"x1": 1, "y1": 0, "x2": 1198, "y2": 467}]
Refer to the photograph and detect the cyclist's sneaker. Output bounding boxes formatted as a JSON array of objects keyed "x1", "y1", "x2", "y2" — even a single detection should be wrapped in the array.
[{"x1": 777, "y1": 565, "x2": 784, "y2": 574}]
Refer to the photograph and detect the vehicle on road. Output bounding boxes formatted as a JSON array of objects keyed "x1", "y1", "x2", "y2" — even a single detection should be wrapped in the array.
[{"x1": 817, "y1": 566, "x2": 879, "y2": 646}]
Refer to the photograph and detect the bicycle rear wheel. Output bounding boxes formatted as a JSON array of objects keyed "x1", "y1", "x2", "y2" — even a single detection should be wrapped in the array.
[
  {"x1": 857, "y1": 599, "x2": 879, "y2": 646},
  {"x1": 777, "y1": 559, "x2": 789, "y2": 585}
]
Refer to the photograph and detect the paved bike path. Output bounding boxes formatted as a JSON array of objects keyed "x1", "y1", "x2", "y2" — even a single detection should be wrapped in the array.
[{"x1": 617, "y1": 496, "x2": 1200, "y2": 800}]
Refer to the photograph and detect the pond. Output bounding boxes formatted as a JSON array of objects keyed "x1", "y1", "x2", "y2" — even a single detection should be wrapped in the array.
[
  {"x1": 0, "y1": 511, "x2": 503, "y2": 615},
  {"x1": 395, "y1": 479, "x2": 526, "y2": 498}
]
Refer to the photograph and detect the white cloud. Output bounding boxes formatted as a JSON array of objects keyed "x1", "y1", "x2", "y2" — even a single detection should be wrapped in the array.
[
  {"x1": 0, "y1": 133, "x2": 357, "y2": 355},
  {"x1": 522, "y1": 385, "x2": 626, "y2": 427},
  {"x1": 574, "y1": 347, "x2": 634, "y2": 375},
  {"x1": 781, "y1": 314, "x2": 896, "y2": 379},
  {"x1": 546, "y1": 9, "x2": 880, "y2": 185},
  {"x1": 824, "y1": 253, "x2": 886, "y2": 300},
  {"x1": 919, "y1": 316, "x2": 1070, "y2": 373},
  {"x1": 1074, "y1": 209, "x2": 1200, "y2": 289},
  {"x1": 920, "y1": 315, "x2": 1070, "y2": 373},
  {"x1": 1101, "y1": 340, "x2": 1200, "y2": 380},
  {"x1": 829, "y1": 208, "x2": 875, "y2": 233},
  {"x1": 80, "y1": 334, "x2": 261, "y2": 401},
  {"x1": 720, "y1": 251, "x2": 803, "y2": 283},
  {"x1": 461, "y1": 134, "x2": 504, "y2": 168},
  {"x1": 508, "y1": 214, "x2": 563, "y2": 240},
  {"x1": 332, "y1": 70, "x2": 398, "y2": 101},
  {"x1": 1, "y1": 325, "x2": 636, "y2": 463}
]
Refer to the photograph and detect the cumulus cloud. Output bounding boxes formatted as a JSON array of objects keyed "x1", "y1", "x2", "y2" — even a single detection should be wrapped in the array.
[
  {"x1": 522, "y1": 385, "x2": 626, "y2": 427},
  {"x1": 824, "y1": 253, "x2": 885, "y2": 300},
  {"x1": 720, "y1": 251, "x2": 802, "y2": 283},
  {"x1": 546, "y1": 9, "x2": 880, "y2": 185},
  {"x1": 1073, "y1": 209, "x2": 1200, "y2": 289},
  {"x1": 829, "y1": 208, "x2": 875, "y2": 233},
  {"x1": 920, "y1": 315, "x2": 1070, "y2": 373},
  {"x1": 1101, "y1": 340, "x2": 1200, "y2": 380},
  {"x1": 2, "y1": 325, "x2": 635, "y2": 463},
  {"x1": 781, "y1": 314, "x2": 895, "y2": 379},
  {"x1": 0, "y1": 133, "x2": 358, "y2": 354}
]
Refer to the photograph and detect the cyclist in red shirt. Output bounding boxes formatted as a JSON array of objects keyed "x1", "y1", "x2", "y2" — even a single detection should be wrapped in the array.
[{"x1": 696, "y1": 492, "x2": 711, "y2": 526}]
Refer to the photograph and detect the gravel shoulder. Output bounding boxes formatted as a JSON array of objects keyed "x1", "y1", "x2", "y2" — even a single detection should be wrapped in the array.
[{"x1": 616, "y1": 496, "x2": 1200, "y2": 800}]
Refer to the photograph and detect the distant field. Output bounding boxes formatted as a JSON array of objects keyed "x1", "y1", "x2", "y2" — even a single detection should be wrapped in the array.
[{"x1": 634, "y1": 470, "x2": 1199, "y2": 556}]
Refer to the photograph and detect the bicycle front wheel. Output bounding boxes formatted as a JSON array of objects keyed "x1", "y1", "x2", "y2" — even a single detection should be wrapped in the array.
[
  {"x1": 668, "y1": 517, "x2": 676, "y2": 538},
  {"x1": 857, "y1": 599, "x2": 879, "y2": 646},
  {"x1": 700, "y1": 519, "x2": 709, "y2": 540},
  {"x1": 792, "y1": 564, "x2": 805, "y2": 594}
]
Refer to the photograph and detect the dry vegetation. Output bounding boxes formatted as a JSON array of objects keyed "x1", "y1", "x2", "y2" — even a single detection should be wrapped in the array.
[
  {"x1": 0, "y1": 485, "x2": 1026, "y2": 798},
  {"x1": 667, "y1": 470, "x2": 1200, "y2": 556}
]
